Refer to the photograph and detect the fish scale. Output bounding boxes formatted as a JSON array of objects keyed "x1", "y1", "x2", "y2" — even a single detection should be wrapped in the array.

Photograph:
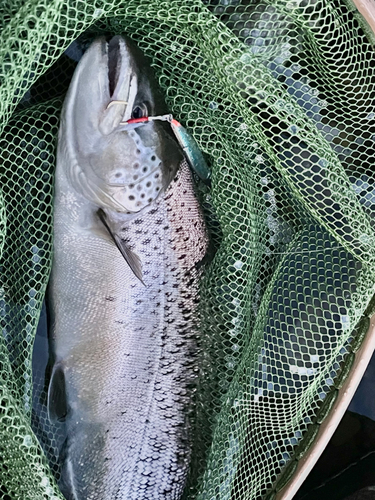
[{"x1": 50, "y1": 160, "x2": 208, "y2": 500}]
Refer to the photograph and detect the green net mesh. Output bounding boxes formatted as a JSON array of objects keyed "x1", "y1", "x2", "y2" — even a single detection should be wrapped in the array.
[{"x1": 1, "y1": 0, "x2": 375, "y2": 498}]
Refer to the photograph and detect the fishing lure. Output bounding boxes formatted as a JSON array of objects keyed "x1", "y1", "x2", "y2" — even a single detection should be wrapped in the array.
[
  {"x1": 107, "y1": 100, "x2": 211, "y2": 186},
  {"x1": 124, "y1": 114, "x2": 211, "y2": 186}
]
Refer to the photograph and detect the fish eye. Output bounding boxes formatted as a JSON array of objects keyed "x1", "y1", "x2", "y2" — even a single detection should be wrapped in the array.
[{"x1": 132, "y1": 104, "x2": 148, "y2": 119}]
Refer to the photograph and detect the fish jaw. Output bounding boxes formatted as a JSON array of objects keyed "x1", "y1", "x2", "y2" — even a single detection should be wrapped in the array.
[
  {"x1": 64, "y1": 36, "x2": 134, "y2": 148},
  {"x1": 60, "y1": 35, "x2": 182, "y2": 213}
]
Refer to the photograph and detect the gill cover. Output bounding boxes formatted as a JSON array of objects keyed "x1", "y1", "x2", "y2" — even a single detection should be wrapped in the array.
[{"x1": 60, "y1": 36, "x2": 181, "y2": 213}]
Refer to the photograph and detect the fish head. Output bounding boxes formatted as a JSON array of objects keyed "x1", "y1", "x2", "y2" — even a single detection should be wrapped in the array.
[{"x1": 61, "y1": 35, "x2": 182, "y2": 212}]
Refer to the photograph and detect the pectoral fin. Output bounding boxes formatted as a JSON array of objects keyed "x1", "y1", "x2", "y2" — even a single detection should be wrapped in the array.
[
  {"x1": 97, "y1": 208, "x2": 145, "y2": 285},
  {"x1": 47, "y1": 362, "x2": 68, "y2": 423}
]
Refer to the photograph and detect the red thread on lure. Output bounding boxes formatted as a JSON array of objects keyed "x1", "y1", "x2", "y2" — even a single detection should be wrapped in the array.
[
  {"x1": 125, "y1": 117, "x2": 149, "y2": 124},
  {"x1": 123, "y1": 114, "x2": 176, "y2": 126}
]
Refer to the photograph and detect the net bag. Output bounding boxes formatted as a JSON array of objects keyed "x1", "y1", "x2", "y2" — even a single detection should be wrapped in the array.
[{"x1": 1, "y1": 1, "x2": 375, "y2": 499}]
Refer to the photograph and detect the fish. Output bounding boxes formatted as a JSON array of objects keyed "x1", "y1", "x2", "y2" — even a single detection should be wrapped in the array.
[{"x1": 46, "y1": 35, "x2": 209, "y2": 500}]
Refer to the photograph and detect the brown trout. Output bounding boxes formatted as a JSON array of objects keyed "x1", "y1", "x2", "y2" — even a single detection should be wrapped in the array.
[{"x1": 47, "y1": 35, "x2": 208, "y2": 500}]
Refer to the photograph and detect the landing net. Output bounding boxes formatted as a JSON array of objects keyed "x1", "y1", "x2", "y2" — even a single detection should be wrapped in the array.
[{"x1": 1, "y1": 1, "x2": 375, "y2": 499}]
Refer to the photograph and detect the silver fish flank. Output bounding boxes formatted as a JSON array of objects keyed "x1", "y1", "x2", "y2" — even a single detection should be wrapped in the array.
[{"x1": 47, "y1": 35, "x2": 208, "y2": 500}]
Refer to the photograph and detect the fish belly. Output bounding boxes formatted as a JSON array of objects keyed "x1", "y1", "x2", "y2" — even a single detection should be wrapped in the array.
[{"x1": 48, "y1": 161, "x2": 208, "y2": 500}]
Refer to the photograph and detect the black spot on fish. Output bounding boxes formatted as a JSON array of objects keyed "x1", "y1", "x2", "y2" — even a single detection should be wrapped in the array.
[{"x1": 105, "y1": 296, "x2": 115, "y2": 301}]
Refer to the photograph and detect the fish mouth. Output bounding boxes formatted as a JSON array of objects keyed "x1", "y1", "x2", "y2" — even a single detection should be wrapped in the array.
[
  {"x1": 107, "y1": 36, "x2": 121, "y2": 98},
  {"x1": 105, "y1": 35, "x2": 136, "y2": 107},
  {"x1": 99, "y1": 35, "x2": 136, "y2": 134}
]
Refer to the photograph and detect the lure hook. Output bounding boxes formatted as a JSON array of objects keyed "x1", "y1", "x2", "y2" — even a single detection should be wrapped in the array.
[{"x1": 106, "y1": 100, "x2": 128, "y2": 109}]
